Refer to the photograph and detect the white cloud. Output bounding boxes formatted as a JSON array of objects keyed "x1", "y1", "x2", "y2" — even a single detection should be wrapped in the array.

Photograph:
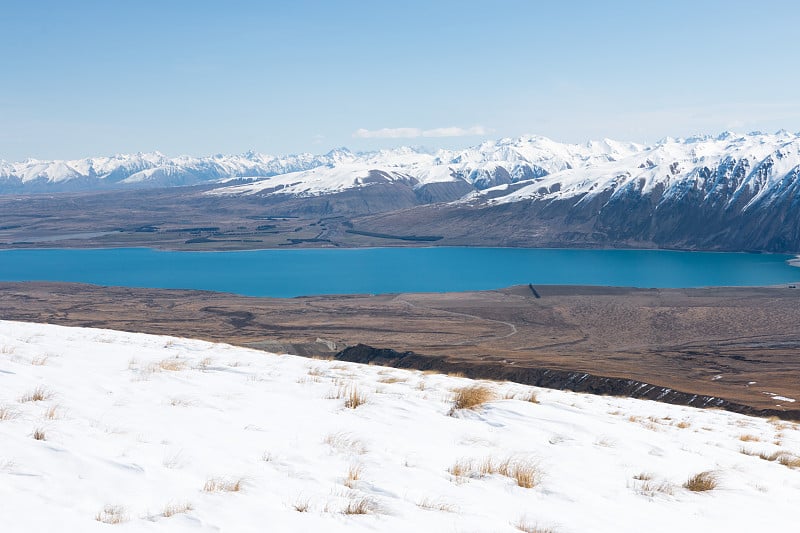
[{"x1": 353, "y1": 125, "x2": 488, "y2": 139}]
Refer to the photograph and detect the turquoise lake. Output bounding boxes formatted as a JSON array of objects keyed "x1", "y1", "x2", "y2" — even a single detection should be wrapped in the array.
[{"x1": 0, "y1": 247, "x2": 798, "y2": 297}]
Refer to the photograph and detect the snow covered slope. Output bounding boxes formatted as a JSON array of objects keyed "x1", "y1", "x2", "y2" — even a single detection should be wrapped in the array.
[
  {"x1": 2, "y1": 320, "x2": 799, "y2": 532},
  {"x1": 474, "y1": 130, "x2": 800, "y2": 212},
  {"x1": 0, "y1": 150, "x2": 354, "y2": 192},
  {"x1": 0, "y1": 136, "x2": 643, "y2": 195},
  {"x1": 5, "y1": 132, "x2": 800, "y2": 216},
  {"x1": 207, "y1": 136, "x2": 644, "y2": 198}
]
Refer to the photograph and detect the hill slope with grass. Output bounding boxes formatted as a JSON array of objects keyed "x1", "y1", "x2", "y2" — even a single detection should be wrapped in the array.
[{"x1": 1, "y1": 320, "x2": 799, "y2": 532}]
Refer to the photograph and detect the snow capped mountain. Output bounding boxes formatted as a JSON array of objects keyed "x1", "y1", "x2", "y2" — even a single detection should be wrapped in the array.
[
  {"x1": 206, "y1": 136, "x2": 645, "y2": 198},
  {"x1": 0, "y1": 149, "x2": 356, "y2": 192},
  {"x1": 5, "y1": 132, "x2": 800, "y2": 208},
  {"x1": 475, "y1": 130, "x2": 800, "y2": 212},
  {"x1": 3, "y1": 320, "x2": 799, "y2": 532},
  {"x1": 7, "y1": 131, "x2": 800, "y2": 250},
  {"x1": 0, "y1": 136, "x2": 646, "y2": 195}
]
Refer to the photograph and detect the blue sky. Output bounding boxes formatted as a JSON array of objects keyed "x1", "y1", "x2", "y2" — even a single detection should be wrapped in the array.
[{"x1": 2, "y1": 0, "x2": 799, "y2": 160}]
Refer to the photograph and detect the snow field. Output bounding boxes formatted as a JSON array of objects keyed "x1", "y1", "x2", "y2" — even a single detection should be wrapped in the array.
[{"x1": 1, "y1": 320, "x2": 799, "y2": 532}]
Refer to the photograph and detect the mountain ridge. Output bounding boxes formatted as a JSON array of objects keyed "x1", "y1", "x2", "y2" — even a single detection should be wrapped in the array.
[{"x1": 4, "y1": 130, "x2": 800, "y2": 252}]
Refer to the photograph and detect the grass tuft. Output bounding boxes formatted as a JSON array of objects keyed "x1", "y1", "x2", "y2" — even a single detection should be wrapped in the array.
[
  {"x1": 203, "y1": 477, "x2": 243, "y2": 492},
  {"x1": 162, "y1": 502, "x2": 193, "y2": 517},
  {"x1": 778, "y1": 454, "x2": 800, "y2": 468},
  {"x1": 293, "y1": 497, "x2": 310, "y2": 512},
  {"x1": 515, "y1": 520, "x2": 557, "y2": 533},
  {"x1": 343, "y1": 496, "x2": 378, "y2": 515},
  {"x1": 343, "y1": 463, "x2": 362, "y2": 488},
  {"x1": 746, "y1": 449, "x2": 800, "y2": 468},
  {"x1": 684, "y1": 471, "x2": 717, "y2": 492},
  {"x1": 96, "y1": 505, "x2": 128, "y2": 524},
  {"x1": 634, "y1": 479, "x2": 675, "y2": 497},
  {"x1": 739, "y1": 434, "x2": 761, "y2": 442},
  {"x1": 158, "y1": 358, "x2": 187, "y2": 371},
  {"x1": 32, "y1": 427, "x2": 46, "y2": 441},
  {"x1": 19, "y1": 386, "x2": 53, "y2": 403},
  {"x1": 448, "y1": 456, "x2": 541, "y2": 487},
  {"x1": 416, "y1": 497, "x2": 456, "y2": 512},
  {"x1": 449, "y1": 385, "x2": 495, "y2": 414},
  {"x1": 196, "y1": 357, "x2": 213, "y2": 371},
  {"x1": 323, "y1": 432, "x2": 367, "y2": 455},
  {"x1": 0, "y1": 405, "x2": 18, "y2": 421},
  {"x1": 497, "y1": 458, "x2": 541, "y2": 488},
  {"x1": 343, "y1": 386, "x2": 368, "y2": 409}
]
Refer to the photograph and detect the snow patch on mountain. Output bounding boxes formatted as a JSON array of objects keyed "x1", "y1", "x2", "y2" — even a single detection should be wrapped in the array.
[
  {"x1": 206, "y1": 136, "x2": 645, "y2": 198},
  {"x1": 478, "y1": 131, "x2": 800, "y2": 211}
]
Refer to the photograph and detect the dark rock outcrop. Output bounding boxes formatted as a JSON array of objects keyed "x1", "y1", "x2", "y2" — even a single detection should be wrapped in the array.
[{"x1": 335, "y1": 344, "x2": 800, "y2": 421}]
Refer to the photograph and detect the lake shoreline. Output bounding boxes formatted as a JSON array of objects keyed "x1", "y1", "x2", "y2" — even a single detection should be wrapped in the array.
[{"x1": 1, "y1": 247, "x2": 798, "y2": 296}]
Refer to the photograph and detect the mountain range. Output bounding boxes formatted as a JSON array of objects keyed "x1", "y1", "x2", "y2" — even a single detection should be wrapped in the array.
[{"x1": 3, "y1": 130, "x2": 800, "y2": 252}]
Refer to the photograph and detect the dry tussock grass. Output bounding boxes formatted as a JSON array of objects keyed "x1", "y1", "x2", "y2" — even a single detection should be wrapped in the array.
[
  {"x1": 293, "y1": 497, "x2": 310, "y2": 512},
  {"x1": 30, "y1": 355, "x2": 48, "y2": 366},
  {"x1": 307, "y1": 366, "x2": 326, "y2": 377},
  {"x1": 195, "y1": 357, "x2": 213, "y2": 371},
  {"x1": 416, "y1": 497, "x2": 456, "y2": 512},
  {"x1": 449, "y1": 385, "x2": 495, "y2": 414},
  {"x1": 594, "y1": 437, "x2": 616, "y2": 448},
  {"x1": 632, "y1": 479, "x2": 675, "y2": 497},
  {"x1": 739, "y1": 434, "x2": 761, "y2": 442},
  {"x1": 378, "y1": 375, "x2": 407, "y2": 384},
  {"x1": 158, "y1": 358, "x2": 188, "y2": 371},
  {"x1": 521, "y1": 391, "x2": 539, "y2": 403},
  {"x1": 344, "y1": 386, "x2": 368, "y2": 409},
  {"x1": 498, "y1": 458, "x2": 540, "y2": 488},
  {"x1": 32, "y1": 427, "x2": 46, "y2": 440},
  {"x1": 19, "y1": 386, "x2": 52, "y2": 403},
  {"x1": 777, "y1": 453, "x2": 800, "y2": 468},
  {"x1": 344, "y1": 463, "x2": 362, "y2": 488},
  {"x1": 323, "y1": 432, "x2": 368, "y2": 455},
  {"x1": 515, "y1": 520, "x2": 557, "y2": 533},
  {"x1": 739, "y1": 446, "x2": 758, "y2": 456},
  {"x1": 96, "y1": 505, "x2": 128, "y2": 524},
  {"x1": 448, "y1": 458, "x2": 473, "y2": 479},
  {"x1": 203, "y1": 477, "x2": 243, "y2": 492},
  {"x1": 162, "y1": 502, "x2": 193, "y2": 517},
  {"x1": 684, "y1": 471, "x2": 717, "y2": 492},
  {"x1": 448, "y1": 456, "x2": 541, "y2": 488},
  {"x1": 44, "y1": 405, "x2": 61, "y2": 420},
  {"x1": 505, "y1": 391, "x2": 539, "y2": 403},
  {"x1": 169, "y1": 397, "x2": 193, "y2": 407},
  {"x1": 750, "y1": 449, "x2": 800, "y2": 468},
  {"x1": 343, "y1": 496, "x2": 378, "y2": 515},
  {"x1": 0, "y1": 405, "x2": 18, "y2": 421}
]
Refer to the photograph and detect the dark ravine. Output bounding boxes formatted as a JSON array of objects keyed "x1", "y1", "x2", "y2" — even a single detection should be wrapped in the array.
[{"x1": 335, "y1": 344, "x2": 800, "y2": 422}]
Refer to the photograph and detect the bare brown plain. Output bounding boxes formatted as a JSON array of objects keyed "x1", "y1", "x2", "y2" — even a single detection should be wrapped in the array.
[{"x1": 1, "y1": 282, "x2": 798, "y2": 413}]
